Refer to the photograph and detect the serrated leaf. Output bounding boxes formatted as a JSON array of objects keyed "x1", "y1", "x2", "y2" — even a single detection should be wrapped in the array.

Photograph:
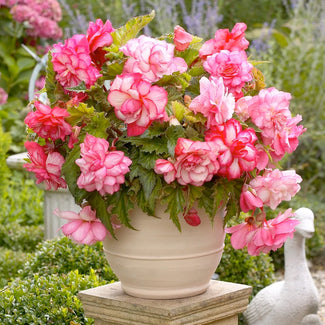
[
  {"x1": 62, "y1": 145, "x2": 88, "y2": 204},
  {"x1": 88, "y1": 191, "x2": 116, "y2": 237},
  {"x1": 84, "y1": 112, "x2": 111, "y2": 138},
  {"x1": 141, "y1": 122, "x2": 167, "y2": 138},
  {"x1": 166, "y1": 125, "x2": 186, "y2": 156},
  {"x1": 110, "y1": 189, "x2": 135, "y2": 229},
  {"x1": 102, "y1": 59, "x2": 125, "y2": 80},
  {"x1": 119, "y1": 136, "x2": 168, "y2": 154},
  {"x1": 162, "y1": 185, "x2": 185, "y2": 231},
  {"x1": 172, "y1": 101, "x2": 187, "y2": 121},
  {"x1": 66, "y1": 103, "x2": 95, "y2": 125},
  {"x1": 138, "y1": 168, "x2": 157, "y2": 200},
  {"x1": 66, "y1": 81, "x2": 87, "y2": 93},
  {"x1": 138, "y1": 151, "x2": 158, "y2": 169},
  {"x1": 111, "y1": 11, "x2": 155, "y2": 47}
]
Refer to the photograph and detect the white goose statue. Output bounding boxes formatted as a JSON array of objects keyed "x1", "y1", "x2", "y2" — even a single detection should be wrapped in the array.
[{"x1": 243, "y1": 207, "x2": 321, "y2": 325}]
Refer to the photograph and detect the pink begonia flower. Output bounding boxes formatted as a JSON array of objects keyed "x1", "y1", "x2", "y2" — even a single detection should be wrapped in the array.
[
  {"x1": 239, "y1": 184, "x2": 263, "y2": 213},
  {"x1": 199, "y1": 22, "x2": 249, "y2": 60},
  {"x1": 0, "y1": 87, "x2": 8, "y2": 105},
  {"x1": 248, "y1": 168, "x2": 302, "y2": 210},
  {"x1": 107, "y1": 73, "x2": 169, "y2": 136},
  {"x1": 52, "y1": 34, "x2": 101, "y2": 89},
  {"x1": 184, "y1": 207, "x2": 201, "y2": 226},
  {"x1": 234, "y1": 95, "x2": 252, "y2": 121},
  {"x1": 204, "y1": 50, "x2": 253, "y2": 99},
  {"x1": 24, "y1": 141, "x2": 67, "y2": 190},
  {"x1": 24, "y1": 100, "x2": 72, "y2": 141},
  {"x1": 68, "y1": 125, "x2": 81, "y2": 149},
  {"x1": 173, "y1": 138, "x2": 220, "y2": 186},
  {"x1": 87, "y1": 19, "x2": 114, "y2": 53},
  {"x1": 76, "y1": 134, "x2": 132, "y2": 196},
  {"x1": 54, "y1": 206, "x2": 108, "y2": 245},
  {"x1": 87, "y1": 19, "x2": 114, "y2": 68},
  {"x1": 189, "y1": 76, "x2": 235, "y2": 128},
  {"x1": 120, "y1": 35, "x2": 188, "y2": 82},
  {"x1": 226, "y1": 209, "x2": 299, "y2": 256},
  {"x1": 206, "y1": 119, "x2": 258, "y2": 180},
  {"x1": 236, "y1": 87, "x2": 306, "y2": 161},
  {"x1": 255, "y1": 143, "x2": 269, "y2": 171},
  {"x1": 154, "y1": 159, "x2": 176, "y2": 184},
  {"x1": 173, "y1": 25, "x2": 193, "y2": 51}
]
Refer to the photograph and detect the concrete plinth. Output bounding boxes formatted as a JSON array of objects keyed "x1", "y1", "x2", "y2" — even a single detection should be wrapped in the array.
[{"x1": 78, "y1": 280, "x2": 252, "y2": 325}]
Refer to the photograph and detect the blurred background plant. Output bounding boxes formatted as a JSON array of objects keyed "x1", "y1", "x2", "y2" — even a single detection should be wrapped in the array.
[{"x1": 0, "y1": 0, "x2": 62, "y2": 152}]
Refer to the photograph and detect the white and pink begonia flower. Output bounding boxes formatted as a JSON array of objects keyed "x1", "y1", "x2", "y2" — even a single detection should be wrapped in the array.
[
  {"x1": 235, "y1": 87, "x2": 306, "y2": 162},
  {"x1": 206, "y1": 119, "x2": 258, "y2": 180},
  {"x1": 154, "y1": 159, "x2": 176, "y2": 184},
  {"x1": 189, "y1": 76, "x2": 235, "y2": 128},
  {"x1": 120, "y1": 35, "x2": 188, "y2": 82},
  {"x1": 76, "y1": 134, "x2": 132, "y2": 196},
  {"x1": 204, "y1": 50, "x2": 253, "y2": 99},
  {"x1": 173, "y1": 138, "x2": 220, "y2": 186},
  {"x1": 24, "y1": 141, "x2": 67, "y2": 191},
  {"x1": 24, "y1": 100, "x2": 72, "y2": 141},
  {"x1": 52, "y1": 34, "x2": 101, "y2": 89},
  {"x1": 54, "y1": 206, "x2": 108, "y2": 245},
  {"x1": 173, "y1": 25, "x2": 193, "y2": 51},
  {"x1": 108, "y1": 73, "x2": 169, "y2": 136},
  {"x1": 199, "y1": 22, "x2": 249, "y2": 60},
  {"x1": 226, "y1": 208, "x2": 299, "y2": 256},
  {"x1": 247, "y1": 168, "x2": 302, "y2": 210}
]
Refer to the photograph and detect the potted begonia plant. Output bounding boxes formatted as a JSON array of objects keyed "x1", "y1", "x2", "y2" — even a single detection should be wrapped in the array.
[{"x1": 23, "y1": 12, "x2": 305, "y2": 299}]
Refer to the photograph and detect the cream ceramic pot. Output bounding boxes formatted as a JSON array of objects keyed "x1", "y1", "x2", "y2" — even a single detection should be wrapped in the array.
[{"x1": 103, "y1": 204, "x2": 225, "y2": 299}]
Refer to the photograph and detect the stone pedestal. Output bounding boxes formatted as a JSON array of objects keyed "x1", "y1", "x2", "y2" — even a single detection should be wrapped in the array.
[{"x1": 78, "y1": 280, "x2": 252, "y2": 325}]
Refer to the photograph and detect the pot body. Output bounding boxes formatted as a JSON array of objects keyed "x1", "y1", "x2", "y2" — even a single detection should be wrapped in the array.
[{"x1": 103, "y1": 205, "x2": 225, "y2": 299}]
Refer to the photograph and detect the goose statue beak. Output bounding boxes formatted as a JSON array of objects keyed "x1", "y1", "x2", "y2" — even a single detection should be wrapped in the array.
[{"x1": 294, "y1": 208, "x2": 315, "y2": 239}]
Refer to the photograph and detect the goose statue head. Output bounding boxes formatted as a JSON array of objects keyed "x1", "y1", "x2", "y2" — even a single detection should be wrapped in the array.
[{"x1": 294, "y1": 207, "x2": 315, "y2": 239}]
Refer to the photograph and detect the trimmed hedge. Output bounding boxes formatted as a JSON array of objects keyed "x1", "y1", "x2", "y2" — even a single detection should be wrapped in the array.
[{"x1": 0, "y1": 270, "x2": 107, "y2": 325}]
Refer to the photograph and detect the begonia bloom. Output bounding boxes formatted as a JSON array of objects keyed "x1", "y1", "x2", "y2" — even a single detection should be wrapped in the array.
[
  {"x1": 108, "y1": 73, "x2": 168, "y2": 136},
  {"x1": 120, "y1": 35, "x2": 187, "y2": 82},
  {"x1": 174, "y1": 25, "x2": 193, "y2": 51},
  {"x1": 184, "y1": 207, "x2": 201, "y2": 226},
  {"x1": 154, "y1": 159, "x2": 176, "y2": 184},
  {"x1": 199, "y1": 22, "x2": 249, "y2": 59},
  {"x1": 55, "y1": 206, "x2": 108, "y2": 245},
  {"x1": 87, "y1": 19, "x2": 114, "y2": 67},
  {"x1": 204, "y1": 50, "x2": 253, "y2": 99},
  {"x1": 52, "y1": 34, "x2": 101, "y2": 88},
  {"x1": 76, "y1": 134, "x2": 132, "y2": 196},
  {"x1": 24, "y1": 100, "x2": 72, "y2": 141},
  {"x1": 239, "y1": 184, "x2": 264, "y2": 213},
  {"x1": 173, "y1": 138, "x2": 219, "y2": 186},
  {"x1": 206, "y1": 119, "x2": 258, "y2": 179},
  {"x1": 24, "y1": 141, "x2": 66, "y2": 190},
  {"x1": 248, "y1": 169, "x2": 302, "y2": 210},
  {"x1": 189, "y1": 76, "x2": 235, "y2": 127},
  {"x1": 226, "y1": 209, "x2": 299, "y2": 256}
]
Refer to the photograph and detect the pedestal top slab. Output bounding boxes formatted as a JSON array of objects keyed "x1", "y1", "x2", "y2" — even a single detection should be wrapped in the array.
[{"x1": 79, "y1": 280, "x2": 252, "y2": 325}]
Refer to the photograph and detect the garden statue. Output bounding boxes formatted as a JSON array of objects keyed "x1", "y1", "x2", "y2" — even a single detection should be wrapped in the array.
[{"x1": 244, "y1": 207, "x2": 321, "y2": 325}]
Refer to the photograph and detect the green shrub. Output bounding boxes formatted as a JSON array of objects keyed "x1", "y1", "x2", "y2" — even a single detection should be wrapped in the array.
[
  {"x1": 0, "y1": 248, "x2": 27, "y2": 288},
  {"x1": 0, "y1": 223, "x2": 44, "y2": 252},
  {"x1": 218, "y1": 235, "x2": 275, "y2": 296},
  {"x1": 0, "y1": 269, "x2": 107, "y2": 325},
  {"x1": 0, "y1": 170, "x2": 44, "y2": 226},
  {"x1": 19, "y1": 237, "x2": 117, "y2": 282}
]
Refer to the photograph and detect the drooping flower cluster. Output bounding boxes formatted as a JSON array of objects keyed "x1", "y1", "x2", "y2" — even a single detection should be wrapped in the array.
[
  {"x1": 5, "y1": 0, "x2": 62, "y2": 39},
  {"x1": 24, "y1": 13, "x2": 305, "y2": 253}
]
